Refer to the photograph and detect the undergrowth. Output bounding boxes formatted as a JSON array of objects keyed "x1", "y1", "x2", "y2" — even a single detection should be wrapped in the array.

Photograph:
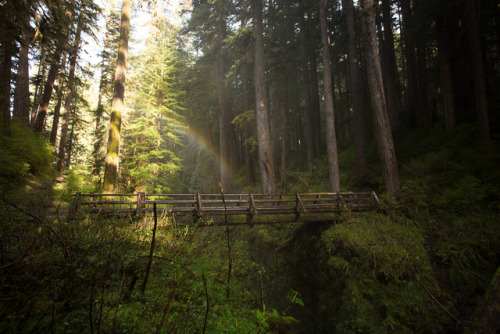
[{"x1": 0, "y1": 210, "x2": 296, "y2": 333}]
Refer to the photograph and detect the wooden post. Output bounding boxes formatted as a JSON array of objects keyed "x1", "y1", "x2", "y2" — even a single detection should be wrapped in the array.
[
  {"x1": 336, "y1": 193, "x2": 344, "y2": 212},
  {"x1": 195, "y1": 192, "x2": 203, "y2": 221},
  {"x1": 70, "y1": 192, "x2": 81, "y2": 219},
  {"x1": 295, "y1": 193, "x2": 306, "y2": 214},
  {"x1": 248, "y1": 193, "x2": 256, "y2": 224},
  {"x1": 136, "y1": 192, "x2": 144, "y2": 214},
  {"x1": 371, "y1": 191, "x2": 379, "y2": 207}
]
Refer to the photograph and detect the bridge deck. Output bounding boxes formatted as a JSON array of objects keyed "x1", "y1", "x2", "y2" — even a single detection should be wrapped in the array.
[{"x1": 71, "y1": 192, "x2": 378, "y2": 224}]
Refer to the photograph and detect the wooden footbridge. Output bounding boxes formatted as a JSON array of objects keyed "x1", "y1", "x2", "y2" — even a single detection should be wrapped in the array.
[{"x1": 71, "y1": 192, "x2": 378, "y2": 225}]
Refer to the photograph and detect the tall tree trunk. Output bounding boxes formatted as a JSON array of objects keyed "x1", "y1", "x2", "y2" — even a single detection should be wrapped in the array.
[
  {"x1": 299, "y1": 2, "x2": 315, "y2": 170},
  {"x1": 0, "y1": 39, "x2": 14, "y2": 137},
  {"x1": 414, "y1": 1, "x2": 430, "y2": 126},
  {"x1": 103, "y1": 0, "x2": 131, "y2": 193},
  {"x1": 436, "y1": 14, "x2": 456, "y2": 139},
  {"x1": 217, "y1": 0, "x2": 232, "y2": 192},
  {"x1": 31, "y1": 49, "x2": 47, "y2": 127},
  {"x1": 57, "y1": 7, "x2": 84, "y2": 173},
  {"x1": 92, "y1": 7, "x2": 112, "y2": 177},
  {"x1": 13, "y1": 30, "x2": 31, "y2": 126},
  {"x1": 399, "y1": 0, "x2": 417, "y2": 127},
  {"x1": 342, "y1": 0, "x2": 367, "y2": 175},
  {"x1": 92, "y1": 106, "x2": 103, "y2": 177},
  {"x1": 361, "y1": 0, "x2": 401, "y2": 199},
  {"x1": 254, "y1": 0, "x2": 276, "y2": 195},
  {"x1": 319, "y1": 0, "x2": 340, "y2": 193},
  {"x1": 308, "y1": 18, "x2": 322, "y2": 158},
  {"x1": 239, "y1": 10, "x2": 256, "y2": 185},
  {"x1": 279, "y1": 100, "x2": 287, "y2": 191},
  {"x1": 269, "y1": 83, "x2": 281, "y2": 178},
  {"x1": 33, "y1": 6, "x2": 72, "y2": 133},
  {"x1": 66, "y1": 117, "x2": 76, "y2": 170},
  {"x1": 380, "y1": 0, "x2": 402, "y2": 131},
  {"x1": 466, "y1": 0, "x2": 493, "y2": 153},
  {"x1": 49, "y1": 53, "x2": 67, "y2": 146},
  {"x1": 242, "y1": 63, "x2": 256, "y2": 184}
]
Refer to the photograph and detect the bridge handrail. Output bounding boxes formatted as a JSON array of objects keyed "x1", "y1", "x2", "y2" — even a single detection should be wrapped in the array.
[{"x1": 71, "y1": 191, "x2": 378, "y2": 219}]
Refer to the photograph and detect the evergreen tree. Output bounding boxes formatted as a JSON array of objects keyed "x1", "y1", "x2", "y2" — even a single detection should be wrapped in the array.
[{"x1": 122, "y1": 19, "x2": 186, "y2": 193}]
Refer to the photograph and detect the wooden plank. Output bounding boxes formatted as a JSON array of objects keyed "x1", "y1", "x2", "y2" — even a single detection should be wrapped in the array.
[
  {"x1": 81, "y1": 200, "x2": 137, "y2": 205},
  {"x1": 296, "y1": 193, "x2": 307, "y2": 213}
]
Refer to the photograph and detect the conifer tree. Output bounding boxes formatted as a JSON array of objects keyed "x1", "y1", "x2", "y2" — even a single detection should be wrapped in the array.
[
  {"x1": 361, "y1": 0, "x2": 400, "y2": 199},
  {"x1": 253, "y1": 0, "x2": 275, "y2": 195},
  {"x1": 122, "y1": 19, "x2": 186, "y2": 193},
  {"x1": 319, "y1": 0, "x2": 340, "y2": 193}
]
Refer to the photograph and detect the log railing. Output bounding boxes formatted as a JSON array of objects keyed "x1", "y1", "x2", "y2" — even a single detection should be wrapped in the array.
[{"x1": 71, "y1": 192, "x2": 378, "y2": 223}]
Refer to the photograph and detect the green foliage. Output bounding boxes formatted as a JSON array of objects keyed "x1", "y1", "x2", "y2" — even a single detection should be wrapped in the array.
[
  {"x1": 122, "y1": 19, "x2": 186, "y2": 193},
  {"x1": 53, "y1": 167, "x2": 99, "y2": 203},
  {"x1": 0, "y1": 213, "x2": 269, "y2": 333},
  {"x1": 0, "y1": 122, "x2": 53, "y2": 190}
]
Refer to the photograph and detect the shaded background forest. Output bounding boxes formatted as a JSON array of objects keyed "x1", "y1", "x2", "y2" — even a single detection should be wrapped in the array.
[{"x1": 1, "y1": 0, "x2": 500, "y2": 332}]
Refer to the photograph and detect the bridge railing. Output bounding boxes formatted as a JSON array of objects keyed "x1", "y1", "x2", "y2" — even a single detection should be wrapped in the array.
[{"x1": 71, "y1": 192, "x2": 378, "y2": 219}]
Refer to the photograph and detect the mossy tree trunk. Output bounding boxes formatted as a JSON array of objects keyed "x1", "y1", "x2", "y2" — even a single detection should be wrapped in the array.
[{"x1": 103, "y1": 0, "x2": 131, "y2": 194}]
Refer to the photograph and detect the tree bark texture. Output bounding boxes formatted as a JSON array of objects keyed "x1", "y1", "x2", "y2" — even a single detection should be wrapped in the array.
[
  {"x1": 217, "y1": 0, "x2": 233, "y2": 192},
  {"x1": 342, "y1": 0, "x2": 367, "y2": 175},
  {"x1": 414, "y1": 1, "x2": 430, "y2": 126},
  {"x1": 13, "y1": 30, "x2": 31, "y2": 126},
  {"x1": 465, "y1": 0, "x2": 493, "y2": 153},
  {"x1": 299, "y1": 1, "x2": 321, "y2": 160},
  {"x1": 319, "y1": 0, "x2": 340, "y2": 193},
  {"x1": 31, "y1": 49, "x2": 47, "y2": 127},
  {"x1": 57, "y1": 7, "x2": 84, "y2": 173},
  {"x1": 242, "y1": 64, "x2": 256, "y2": 184},
  {"x1": 103, "y1": 0, "x2": 131, "y2": 193},
  {"x1": 399, "y1": 0, "x2": 417, "y2": 127},
  {"x1": 254, "y1": 0, "x2": 276, "y2": 195},
  {"x1": 436, "y1": 14, "x2": 456, "y2": 139},
  {"x1": 299, "y1": 3, "x2": 315, "y2": 169},
  {"x1": 50, "y1": 53, "x2": 67, "y2": 146},
  {"x1": 0, "y1": 39, "x2": 14, "y2": 137},
  {"x1": 380, "y1": 0, "x2": 402, "y2": 131},
  {"x1": 361, "y1": 0, "x2": 401, "y2": 199},
  {"x1": 33, "y1": 6, "x2": 72, "y2": 133}
]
